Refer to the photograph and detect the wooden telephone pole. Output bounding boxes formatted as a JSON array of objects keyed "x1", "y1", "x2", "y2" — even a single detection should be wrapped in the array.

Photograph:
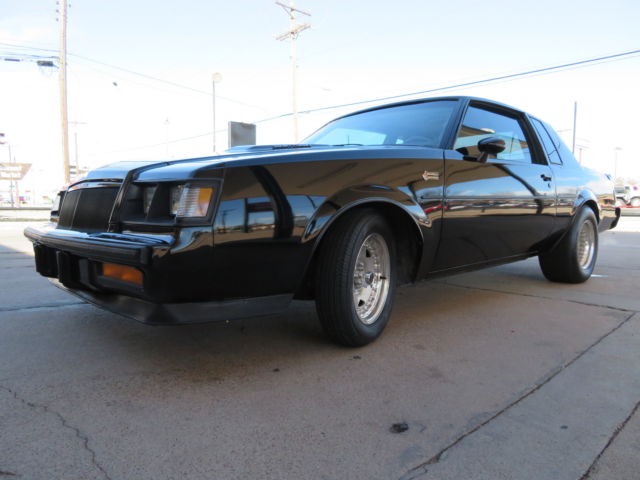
[
  {"x1": 275, "y1": 1, "x2": 311, "y2": 143},
  {"x1": 58, "y1": 0, "x2": 71, "y2": 184}
]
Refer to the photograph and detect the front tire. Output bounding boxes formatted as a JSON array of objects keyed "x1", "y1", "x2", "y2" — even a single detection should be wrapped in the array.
[
  {"x1": 539, "y1": 207, "x2": 598, "y2": 283},
  {"x1": 315, "y1": 209, "x2": 397, "y2": 347}
]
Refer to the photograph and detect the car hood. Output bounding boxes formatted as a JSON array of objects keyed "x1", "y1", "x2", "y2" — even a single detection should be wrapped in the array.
[{"x1": 81, "y1": 144, "x2": 443, "y2": 183}]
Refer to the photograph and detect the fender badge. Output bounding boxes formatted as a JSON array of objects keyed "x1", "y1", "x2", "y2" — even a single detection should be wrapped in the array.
[{"x1": 422, "y1": 171, "x2": 440, "y2": 181}]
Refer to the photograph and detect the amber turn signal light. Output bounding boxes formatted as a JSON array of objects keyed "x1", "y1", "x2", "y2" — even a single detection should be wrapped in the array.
[{"x1": 101, "y1": 262, "x2": 143, "y2": 286}]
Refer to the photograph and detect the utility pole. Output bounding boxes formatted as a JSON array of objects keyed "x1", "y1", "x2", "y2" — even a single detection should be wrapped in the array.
[
  {"x1": 276, "y1": 1, "x2": 311, "y2": 143},
  {"x1": 58, "y1": 0, "x2": 71, "y2": 184}
]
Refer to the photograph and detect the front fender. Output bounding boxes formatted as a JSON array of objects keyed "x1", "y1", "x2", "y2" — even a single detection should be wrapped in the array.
[
  {"x1": 295, "y1": 185, "x2": 441, "y2": 293},
  {"x1": 302, "y1": 185, "x2": 428, "y2": 245}
]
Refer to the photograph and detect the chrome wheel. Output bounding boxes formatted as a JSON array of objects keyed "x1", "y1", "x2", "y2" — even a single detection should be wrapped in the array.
[
  {"x1": 352, "y1": 233, "x2": 390, "y2": 325},
  {"x1": 577, "y1": 220, "x2": 596, "y2": 270}
]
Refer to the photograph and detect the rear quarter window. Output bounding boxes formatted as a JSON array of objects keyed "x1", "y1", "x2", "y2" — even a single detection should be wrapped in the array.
[
  {"x1": 541, "y1": 120, "x2": 578, "y2": 167},
  {"x1": 530, "y1": 117, "x2": 562, "y2": 165}
]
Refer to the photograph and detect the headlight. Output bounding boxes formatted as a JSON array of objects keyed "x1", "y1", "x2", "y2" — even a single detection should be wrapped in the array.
[
  {"x1": 173, "y1": 185, "x2": 214, "y2": 218},
  {"x1": 142, "y1": 186, "x2": 157, "y2": 214},
  {"x1": 169, "y1": 185, "x2": 184, "y2": 215},
  {"x1": 135, "y1": 182, "x2": 216, "y2": 221}
]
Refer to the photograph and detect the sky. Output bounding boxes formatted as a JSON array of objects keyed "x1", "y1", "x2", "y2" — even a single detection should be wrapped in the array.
[{"x1": 0, "y1": 0, "x2": 639, "y2": 201}]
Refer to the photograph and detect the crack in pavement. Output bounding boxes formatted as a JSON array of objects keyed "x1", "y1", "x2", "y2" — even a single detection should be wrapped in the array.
[
  {"x1": 580, "y1": 398, "x2": 640, "y2": 480},
  {"x1": 0, "y1": 302, "x2": 86, "y2": 313},
  {"x1": 0, "y1": 385, "x2": 112, "y2": 480},
  {"x1": 399, "y1": 311, "x2": 637, "y2": 480},
  {"x1": 434, "y1": 281, "x2": 637, "y2": 313}
]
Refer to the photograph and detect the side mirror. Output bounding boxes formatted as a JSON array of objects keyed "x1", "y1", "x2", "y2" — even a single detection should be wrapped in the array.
[{"x1": 476, "y1": 137, "x2": 506, "y2": 163}]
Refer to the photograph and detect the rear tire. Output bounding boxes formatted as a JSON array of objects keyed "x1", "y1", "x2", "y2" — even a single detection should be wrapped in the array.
[
  {"x1": 315, "y1": 209, "x2": 397, "y2": 347},
  {"x1": 539, "y1": 207, "x2": 598, "y2": 283}
]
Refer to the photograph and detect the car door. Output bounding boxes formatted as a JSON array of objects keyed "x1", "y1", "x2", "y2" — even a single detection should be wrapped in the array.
[{"x1": 433, "y1": 102, "x2": 556, "y2": 271}]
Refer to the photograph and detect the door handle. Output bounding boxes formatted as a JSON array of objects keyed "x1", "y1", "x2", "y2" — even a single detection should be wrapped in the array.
[{"x1": 540, "y1": 174, "x2": 552, "y2": 182}]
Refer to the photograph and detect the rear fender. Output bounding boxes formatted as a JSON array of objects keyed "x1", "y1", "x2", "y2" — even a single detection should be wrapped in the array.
[
  {"x1": 573, "y1": 189, "x2": 600, "y2": 221},
  {"x1": 545, "y1": 189, "x2": 600, "y2": 253}
]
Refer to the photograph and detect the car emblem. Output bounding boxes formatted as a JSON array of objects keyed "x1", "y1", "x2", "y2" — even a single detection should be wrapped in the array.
[{"x1": 422, "y1": 171, "x2": 440, "y2": 181}]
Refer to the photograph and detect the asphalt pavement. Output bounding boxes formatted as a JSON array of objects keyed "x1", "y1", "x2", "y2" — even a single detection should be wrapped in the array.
[{"x1": 1, "y1": 218, "x2": 639, "y2": 480}]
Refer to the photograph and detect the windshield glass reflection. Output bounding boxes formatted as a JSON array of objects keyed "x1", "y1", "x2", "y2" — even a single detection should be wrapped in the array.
[{"x1": 304, "y1": 100, "x2": 457, "y2": 148}]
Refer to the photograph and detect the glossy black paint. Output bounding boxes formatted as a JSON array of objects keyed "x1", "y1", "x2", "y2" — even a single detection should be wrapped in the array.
[{"x1": 24, "y1": 96, "x2": 620, "y2": 323}]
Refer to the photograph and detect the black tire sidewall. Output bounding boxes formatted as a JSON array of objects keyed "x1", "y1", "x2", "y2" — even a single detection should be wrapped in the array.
[{"x1": 315, "y1": 209, "x2": 398, "y2": 346}]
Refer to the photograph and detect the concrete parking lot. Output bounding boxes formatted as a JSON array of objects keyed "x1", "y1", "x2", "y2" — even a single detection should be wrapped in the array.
[{"x1": 1, "y1": 218, "x2": 639, "y2": 480}]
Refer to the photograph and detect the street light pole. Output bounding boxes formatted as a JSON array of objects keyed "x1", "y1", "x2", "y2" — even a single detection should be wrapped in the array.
[
  {"x1": 571, "y1": 101, "x2": 577, "y2": 155},
  {"x1": 69, "y1": 121, "x2": 86, "y2": 178},
  {"x1": 212, "y1": 72, "x2": 222, "y2": 154}
]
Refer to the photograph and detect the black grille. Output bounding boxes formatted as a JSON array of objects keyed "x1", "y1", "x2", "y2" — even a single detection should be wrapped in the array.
[{"x1": 58, "y1": 187, "x2": 119, "y2": 232}]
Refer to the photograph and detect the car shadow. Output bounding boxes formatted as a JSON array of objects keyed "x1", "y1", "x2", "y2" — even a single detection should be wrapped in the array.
[{"x1": 5, "y1": 226, "x2": 636, "y2": 386}]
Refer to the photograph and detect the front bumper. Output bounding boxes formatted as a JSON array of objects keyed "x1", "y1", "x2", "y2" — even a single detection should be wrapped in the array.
[
  {"x1": 24, "y1": 224, "x2": 292, "y2": 324},
  {"x1": 24, "y1": 224, "x2": 160, "y2": 265},
  {"x1": 50, "y1": 278, "x2": 292, "y2": 325}
]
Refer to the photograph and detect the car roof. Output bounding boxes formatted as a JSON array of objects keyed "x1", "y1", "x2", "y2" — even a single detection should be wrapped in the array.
[{"x1": 337, "y1": 96, "x2": 525, "y2": 120}]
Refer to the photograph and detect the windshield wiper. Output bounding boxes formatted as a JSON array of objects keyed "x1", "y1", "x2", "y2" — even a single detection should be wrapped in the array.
[
  {"x1": 270, "y1": 144, "x2": 315, "y2": 150},
  {"x1": 331, "y1": 143, "x2": 364, "y2": 147}
]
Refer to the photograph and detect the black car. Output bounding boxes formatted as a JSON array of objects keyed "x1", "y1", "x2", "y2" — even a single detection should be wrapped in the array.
[{"x1": 25, "y1": 96, "x2": 620, "y2": 346}]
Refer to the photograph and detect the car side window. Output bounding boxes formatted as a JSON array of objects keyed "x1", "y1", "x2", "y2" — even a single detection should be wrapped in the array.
[
  {"x1": 530, "y1": 118, "x2": 562, "y2": 165},
  {"x1": 541, "y1": 120, "x2": 577, "y2": 166},
  {"x1": 454, "y1": 106, "x2": 532, "y2": 163}
]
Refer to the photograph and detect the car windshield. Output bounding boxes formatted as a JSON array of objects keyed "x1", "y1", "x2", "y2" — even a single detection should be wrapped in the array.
[{"x1": 303, "y1": 100, "x2": 457, "y2": 148}]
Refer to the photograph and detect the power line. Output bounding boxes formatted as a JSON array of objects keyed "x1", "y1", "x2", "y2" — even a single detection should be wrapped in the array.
[
  {"x1": 258, "y1": 48, "x2": 640, "y2": 122},
  {"x1": 296, "y1": 48, "x2": 640, "y2": 115},
  {"x1": 0, "y1": 41, "x2": 266, "y2": 110},
  {"x1": 87, "y1": 47, "x2": 640, "y2": 157},
  {"x1": 107, "y1": 47, "x2": 640, "y2": 156},
  {"x1": 69, "y1": 54, "x2": 267, "y2": 110},
  {"x1": 90, "y1": 130, "x2": 217, "y2": 156},
  {"x1": 9, "y1": 44, "x2": 640, "y2": 157}
]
